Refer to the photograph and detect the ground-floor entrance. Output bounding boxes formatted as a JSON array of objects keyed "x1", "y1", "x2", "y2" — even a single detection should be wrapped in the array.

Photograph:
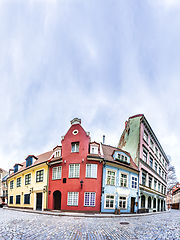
[
  {"x1": 131, "y1": 197, "x2": 136, "y2": 213},
  {"x1": 36, "y1": 193, "x2": 43, "y2": 211},
  {"x1": 53, "y1": 190, "x2": 61, "y2": 210}
]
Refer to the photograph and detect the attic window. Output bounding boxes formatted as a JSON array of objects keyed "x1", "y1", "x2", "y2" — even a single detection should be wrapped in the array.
[
  {"x1": 116, "y1": 153, "x2": 129, "y2": 164},
  {"x1": 55, "y1": 150, "x2": 61, "y2": 158},
  {"x1": 72, "y1": 130, "x2": 78, "y2": 135},
  {"x1": 90, "y1": 145, "x2": 98, "y2": 154},
  {"x1": 14, "y1": 165, "x2": 18, "y2": 173},
  {"x1": 26, "y1": 157, "x2": 32, "y2": 167}
]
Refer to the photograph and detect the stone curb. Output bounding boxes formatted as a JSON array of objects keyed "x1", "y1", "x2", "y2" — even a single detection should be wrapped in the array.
[{"x1": 3, "y1": 207, "x2": 170, "y2": 218}]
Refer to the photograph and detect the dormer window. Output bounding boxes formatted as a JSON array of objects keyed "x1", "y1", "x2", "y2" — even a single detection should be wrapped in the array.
[
  {"x1": 90, "y1": 145, "x2": 98, "y2": 154},
  {"x1": 114, "y1": 151, "x2": 130, "y2": 164},
  {"x1": 26, "y1": 156, "x2": 37, "y2": 167},
  {"x1": 14, "y1": 165, "x2": 19, "y2": 173},
  {"x1": 54, "y1": 150, "x2": 61, "y2": 158}
]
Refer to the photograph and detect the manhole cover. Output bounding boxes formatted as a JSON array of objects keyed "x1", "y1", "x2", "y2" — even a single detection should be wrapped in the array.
[{"x1": 120, "y1": 222, "x2": 129, "y2": 225}]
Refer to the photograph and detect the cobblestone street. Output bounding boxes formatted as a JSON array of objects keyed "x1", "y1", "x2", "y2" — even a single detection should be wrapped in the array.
[{"x1": 0, "y1": 209, "x2": 179, "y2": 240}]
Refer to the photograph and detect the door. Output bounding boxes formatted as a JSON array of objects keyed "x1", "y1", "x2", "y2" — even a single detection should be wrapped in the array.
[
  {"x1": 36, "y1": 193, "x2": 43, "y2": 211},
  {"x1": 53, "y1": 191, "x2": 61, "y2": 210},
  {"x1": 131, "y1": 197, "x2": 136, "y2": 213}
]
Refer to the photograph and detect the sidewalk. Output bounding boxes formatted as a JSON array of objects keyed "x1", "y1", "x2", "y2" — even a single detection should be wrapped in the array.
[{"x1": 4, "y1": 207, "x2": 170, "y2": 218}]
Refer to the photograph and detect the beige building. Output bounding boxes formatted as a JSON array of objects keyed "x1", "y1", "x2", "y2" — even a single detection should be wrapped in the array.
[{"x1": 0, "y1": 168, "x2": 9, "y2": 206}]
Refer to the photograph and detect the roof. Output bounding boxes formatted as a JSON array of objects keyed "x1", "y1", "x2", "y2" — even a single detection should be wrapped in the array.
[
  {"x1": 101, "y1": 144, "x2": 139, "y2": 172},
  {"x1": 129, "y1": 114, "x2": 144, "y2": 120},
  {"x1": 2, "y1": 174, "x2": 9, "y2": 181},
  {"x1": 7, "y1": 150, "x2": 53, "y2": 179},
  {"x1": 0, "y1": 167, "x2": 8, "y2": 173}
]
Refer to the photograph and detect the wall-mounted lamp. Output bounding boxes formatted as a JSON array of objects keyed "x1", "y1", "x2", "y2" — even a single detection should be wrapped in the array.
[
  {"x1": 64, "y1": 160, "x2": 66, "y2": 163},
  {"x1": 21, "y1": 192, "x2": 24, "y2": 195},
  {"x1": 43, "y1": 186, "x2": 47, "y2": 193},
  {"x1": 29, "y1": 187, "x2": 33, "y2": 194},
  {"x1": 82, "y1": 158, "x2": 84, "y2": 162},
  {"x1": 80, "y1": 180, "x2": 84, "y2": 189}
]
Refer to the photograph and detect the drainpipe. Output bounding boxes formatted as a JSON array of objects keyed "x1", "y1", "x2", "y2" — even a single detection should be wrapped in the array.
[{"x1": 46, "y1": 161, "x2": 50, "y2": 210}]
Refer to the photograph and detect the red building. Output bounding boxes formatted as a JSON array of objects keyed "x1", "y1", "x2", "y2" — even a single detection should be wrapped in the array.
[{"x1": 47, "y1": 118, "x2": 103, "y2": 213}]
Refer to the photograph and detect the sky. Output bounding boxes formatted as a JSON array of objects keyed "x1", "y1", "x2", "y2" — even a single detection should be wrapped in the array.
[{"x1": 0, "y1": 0, "x2": 180, "y2": 181}]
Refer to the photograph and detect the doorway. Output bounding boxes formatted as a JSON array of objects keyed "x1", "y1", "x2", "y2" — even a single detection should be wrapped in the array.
[
  {"x1": 157, "y1": 199, "x2": 160, "y2": 211},
  {"x1": 36, "y1": 193, "x2": 43, "y2": 211},
  {"x1": 131, "y1": 197, "x2": 136, "y2": 213},
  {"x1": 53, "y1": 190, "x2": 61, "y2": 210}
]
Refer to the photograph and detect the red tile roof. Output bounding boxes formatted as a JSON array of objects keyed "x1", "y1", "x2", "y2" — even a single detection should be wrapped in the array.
[
  {"x1": 101, "y1": 144, "x2": 139, "y2": 172},
  {"x1": 7, "y1": 150, "x2": 53, "y2": 179}
]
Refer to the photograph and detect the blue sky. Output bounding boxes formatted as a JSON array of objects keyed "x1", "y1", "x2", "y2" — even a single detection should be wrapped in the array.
[{"x1": 0, "y1": 0, "x2": 180, "y2": 181}]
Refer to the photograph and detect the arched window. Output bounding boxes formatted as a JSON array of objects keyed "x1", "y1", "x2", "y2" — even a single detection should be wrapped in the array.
[
  {"x1": 153, "y1": 198, "x2": 156, "y2": 208},
  {"x1": 141, "y1": 195, "x2": 145, "y2": 208},
  {"x1": 148, "y1": 196, "x2": 151, "y2": 208}
]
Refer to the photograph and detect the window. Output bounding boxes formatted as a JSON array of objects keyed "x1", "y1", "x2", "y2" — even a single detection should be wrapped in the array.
[
  {"x1": 143, "y1": 130, "x2": 148, "y2": 143},
  {"x1": 25, "y1": 174, "x2": 31, "y2": 185},
  {"x1": 159, "y1": 167, "x2": 161, "y2": 176},
  {"x1": 162, "y1": 171, "x2": 164, "y2": 179},
  {"x1": 141, "y1": 195, "x2": 145, "y2": 208},
  {"x1": 142, "y1": 173, "x2": 146, "y2": 186},
  {"x1": 52, "y1": 166, "x2": 62, "y2": 180},
  {"x1": 153, "y1": 198, "x2": 156, "y2": 208},
  {"x1": 24, "y1": 194, "x2": 30, "y2": 204},
  {"x1": 154, "y1": 180, "x2": 157, "y2": 190},
  {"x1": 119, "y1": 196, "x2": 127, "y2": 209},
  {"x1": 9, "y1": 196, "x2": 13, "y2": 204},
  {"x1": 143, "y1": 150, "x2": 147, "y2": 162},
  {"x1": 120, "y1": 173, "x2": 128, "y2": 187},
  {"x1": 106, "y1": 170, "x2": 116, "y2": 185},
  {"x1": 10, "y1": 180, "x2": 14, "y2": 189},
  {"x1": 69, "y1": 164, "x2": 80, "y2": 178},
  {"x1": 155, "y1": 162, "x2": 157, "y2": 172},
  {"x1": 164, "y1": 187, "x2": 166, "y2": 195},
  {"x1": 165, "y1": 163, "x2": 167, "y2": 169},
  {"x1": 16, "y1": 177, "x2": 21, "y2": 187},
  {"x1": 105, "y1": 195, "x2": 115, "y2": 208},
  {"x1": 161, "y1": 185, "x2": 163, "y2": 194},
  {"x1": 117, "y1": 153, "x2": 128, "y2": 163},
  {"x1": 158, "y1": 183, "x2": 160, "y2": 192},
  {"x1": 36, "y1": 170, "x2": 44, "y2": 182},
  {"x1": 149, "y1": 177, "x2": 152, "y2": 188},
  {"x1": 155, "y1": 147, "x2": 158, "y2": 156},
  {"x1": 90, "y1": 146, "x2": 98, "y2": 154},
  {"x1": 26, "y1": 156, "x2": 32, "y2": 167},
  {"x1": 67, "y1": 192, "x2": 78, "y2": 206},
  {"x1": 159, "y1": 154, "x2": 162, "y2": 161},
  {"x1": 150, "y1": 157, "x2": 153, "y2": 168},
  {"x1": 84, "y1": 192, "x2": 95, "y2": 207},
  {"x1": 14, "y1": 165, "x2": 18, "y2": 173},
  {"x1": 150, "y1": 139, "x2": 154, "y2": 150},
  {"x1": 16, "y1": 195, "x2": 21, "y2": 204},
  {"x1": 165, "y1": 173, "x2": 167, "y2": 181},
  {"x1": 86, "y1": 164, "x2": 97, "y2": 178},
  {"x1": 131, "y1": 176, "x2": 138, "y2": 189},
  {"x1": 162, "y1": 159, "x2": 164, "y2": 165},
  {"x1": 55, "y1": 150, "x2": 61, "y2": 158},
  {"x1": 71, "y1": 142, "x2": 79, "y2": 153}
]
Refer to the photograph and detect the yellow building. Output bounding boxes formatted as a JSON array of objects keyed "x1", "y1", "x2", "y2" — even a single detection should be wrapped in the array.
[{"x1": 7, "y1": 151, "x2": 53, "y2": 211}]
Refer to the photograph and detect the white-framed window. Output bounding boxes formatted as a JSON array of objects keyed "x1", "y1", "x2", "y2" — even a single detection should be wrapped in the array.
[
  {"x1": 54, "y1": 150, "x2": 61, "y2": 158},
  {"x1": 36, "y1": 169, "x2": 44, "y2": 182},
  {"x1": 71, "y1": 142, "x2": 79, "y2": 153},
  {"x1": 143, "y1": 150, "x2": 148, "y2": 162},
  {"x1": 105, "y1": 194, "x2": 115, "y2": 209},
  {"x1": 119, "y1": 173, "x2": 128, "y2": 187},
  {"x1": 155, "y1": 147, "x2": 158, "y2": 156},
  {"x1": 131, "y1": 175, "x2": 138, "y2": 189},
  {"x1": 119, "y1": 196, "x2": 127, "y2": 209},
  {"x1": 86, "y1": 164, "x2": 97, "y2": 178},
  {"x1": 84, "y1": 192, "x2": 96, "y2": 207},
  {"x1": 69, "y1": 164, "x2": 80, "y2": 178},
  {"x1": 150, "y1": 139, "x2": 154, "y2": 150},
  {"x1": 52, "y1": 166, "x2": 62, "y2": 180},
  {"x1": 16, "y1": 177, "x2": 21, "y2": 187},
  {"x1": 150, "y1": 157, "x2": 153, "y2": 168},
  {"x1": 154, "y1": 179, "x2": 157, "y2": 190},
  {"x1": 106, "y1": 169, "x2": 116, "y2": 185},
  {"x1": 25, "y1": 173, "x2": 31, "y2": 185},
  {"x1": 10, "y1": 180, "x2": 14, "y2": 189},
  {"x1": 159, "y1": 167, "x2": 161, "y2": 176},
  {"x1": 143, "y1": 130, "x2": 148, "y2": 143},
  {"x1": 90, "y1": 146, "x2": 98, "y2": 154},
  {"x1": 67, "y1": 192, "x2": 79, "y2": 206}
]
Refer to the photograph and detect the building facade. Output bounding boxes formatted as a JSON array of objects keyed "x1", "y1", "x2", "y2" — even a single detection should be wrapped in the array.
[
  {"x1": 0, "y1": 168, "x2": 8, "y2": 206},
  {"x1": 47, "y1": 118, "x2": 103, "y2": 213},
  {"x1": 7, "y1": 152, "x2": 52, "y2": 211},
  {"x1": 101, "y1": 144, "x2": 139, "y2": 213},
  {"x1": 118, "y1": 114, "x2": 168, "y2": 212}
]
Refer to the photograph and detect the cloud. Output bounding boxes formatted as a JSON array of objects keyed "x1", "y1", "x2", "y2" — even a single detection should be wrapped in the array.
[{"x1": 0, "y1": 1, "x2": 180, "y2": 181}]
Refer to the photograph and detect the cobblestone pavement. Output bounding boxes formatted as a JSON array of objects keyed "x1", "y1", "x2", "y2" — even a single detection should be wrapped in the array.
[{"x1": 0, "y1": 209, "x2": 179, "y2": 240}]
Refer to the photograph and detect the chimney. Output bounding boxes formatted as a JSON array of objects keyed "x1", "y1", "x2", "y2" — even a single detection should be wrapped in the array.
[{"x1": 103, "y1": 135, "x2": 105, "y2": 144}]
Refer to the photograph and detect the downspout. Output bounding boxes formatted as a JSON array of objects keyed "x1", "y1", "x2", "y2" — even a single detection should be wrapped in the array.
[{"x1": 46, "y1": 161, "x2": 50, "y2": 210}]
